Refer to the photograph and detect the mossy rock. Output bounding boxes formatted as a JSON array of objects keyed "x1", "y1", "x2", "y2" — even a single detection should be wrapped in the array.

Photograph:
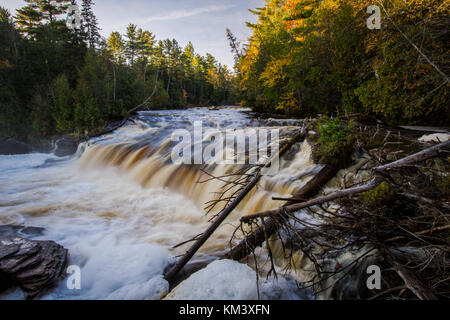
[{"x1": 360, "y1": 182, "x2": 396, "y2": 206}]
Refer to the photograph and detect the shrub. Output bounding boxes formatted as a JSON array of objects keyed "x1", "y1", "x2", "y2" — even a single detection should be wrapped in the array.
[{"x1": 312, "y1": 117, "x2": 356, "y2": 167}]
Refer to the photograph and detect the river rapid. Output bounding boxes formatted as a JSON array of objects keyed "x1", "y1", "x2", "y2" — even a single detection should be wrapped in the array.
[{"x1": 0, "y1": 107, "x2": 318, "y2": 300}]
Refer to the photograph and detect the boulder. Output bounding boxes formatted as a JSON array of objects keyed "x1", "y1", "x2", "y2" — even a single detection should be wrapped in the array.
[
  {"x1": 0, "y1": 138, "x2": 32, "y2": 155},
  {"x1": 54, "y1": 137, "x2": 79, "y2": 157},
  {"x1": 0, "y1": 237, "x2": 68, "y2": 299}
]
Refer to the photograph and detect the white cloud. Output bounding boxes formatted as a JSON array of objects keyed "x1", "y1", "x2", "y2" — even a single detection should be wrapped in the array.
[{"x1": 134, "y1": 4, "x2": 236, "y2": 24}]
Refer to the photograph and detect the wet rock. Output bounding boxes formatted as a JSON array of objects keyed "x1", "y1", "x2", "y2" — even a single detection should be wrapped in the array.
[
  {"x1": 54, "y1": 137, "x2": 79, "y2": 157},
  {"x1": 0, "y1": 237, "x2": 68, "y2": 299},
  {"x1": 0, "y1": 138, "x2": 32, "y2": 155},
  {"x1": 165, "y1": 259, "x2": 213, "y2": 291},
  {"x1": 0, "y1": 225, "x2": 45, "y2": 239}
]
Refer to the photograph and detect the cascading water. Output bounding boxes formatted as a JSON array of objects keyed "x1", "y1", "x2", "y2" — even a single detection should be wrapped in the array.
[{"x1": 0, "y1": 107, "x2": 317, "y2": 300}]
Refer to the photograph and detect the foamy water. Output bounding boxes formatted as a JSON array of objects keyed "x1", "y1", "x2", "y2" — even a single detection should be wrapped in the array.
[{"x1": 0, "y1": 107, "x2": 315, "y2": 300}]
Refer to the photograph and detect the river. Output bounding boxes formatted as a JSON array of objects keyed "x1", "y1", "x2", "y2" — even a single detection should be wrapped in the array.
[{"x1": 0, "y1": 107, "x2": 318, "y2": 300}]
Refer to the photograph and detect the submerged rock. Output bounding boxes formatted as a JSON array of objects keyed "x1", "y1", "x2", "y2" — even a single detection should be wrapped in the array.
[
  {"x1": 0, "y1": 225, "x2": 45, "y2": 239},
  {"x1": 0, "y1": 237, "x2": 68, "y2": 299},
  {"x1": 54, "y1": 137, "x2": 79, "y2": 157},
  {"x1": 0, "y1": 138, "x2": 33, "y2": 155}
]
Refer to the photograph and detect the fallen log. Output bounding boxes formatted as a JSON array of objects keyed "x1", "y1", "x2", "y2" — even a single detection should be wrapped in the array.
[
  {"x1": 241, "y1": 177, "x2": 383, "y2": 223},
  {"x1": 224, "y1": 164, "x2": 340, "y2": 261},
  {"x1": 240, "y1": 140, "x2": 450, "y2": 224},
  {"x1": 382, "y1": 249, "x2": 438, "y2": 300},
  {"x1": 164, "y1": 126, "x2": 308, "y2": 285}
]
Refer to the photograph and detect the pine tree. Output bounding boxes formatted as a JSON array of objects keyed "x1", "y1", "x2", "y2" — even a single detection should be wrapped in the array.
[
  {"x1": 136, "y1": 29, "x2": 155, "y2": 81},
  {"x1": 125, "y1": 24, "x2": 139, "y2": 64},
  {"x1": 0, "y1": 6, "x2": 10, "y2": 23},
  {"x1": 15, "y1": 0, "x2": 72, "y2": 35},
  {"x1": 14, "y1": 0, "x2": 43, "y2": 35},
  {"x1": 39, "y1": 0, "x2": 71, "y2": 23},
  {"x1": 81, "y1": 0, "x2": 100, "y2": 47},
  {"x1": 225, "y1": 28, "x2": 241, "y2": 66},
  {"x1": 137, "y1": 29, "x2": 155, "y2": 63},
  {"x1": 107, "y1": 31, "x2": 125, "y2": 64},
  {"x1": 184, "y1": 42, "x2": 195, "y2": 62}
]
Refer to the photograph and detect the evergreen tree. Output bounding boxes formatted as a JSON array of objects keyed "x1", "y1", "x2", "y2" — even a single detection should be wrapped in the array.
[
  {"x1": 107, "y1": 31, "x2": 125, "y2": 64},
  {"x1": 40, "y1": 0, "x2": 71, "y2": 23},
  {"x1": 125, "y1": 24, "x2": 139, "y2": 64},
  {"x1": 53, "y1": 74, "x2": 73, "y2": 132},
  {"x1": 137, "y1": 29, "x2": 155, "y2": 63},
  {"x1": 15, "y1": 0, "x2": 72, "y2": 36},
  {"x1": 81, "y1": 0, "x2": 100, "y2": 47},
  {"x1": 14, "y1": 0, "x2": 43, "y2": 36},
  {"x1": 136, "y1": 29, "x2": 155, "y2": 81},
  {"x1": 225, "y1": 28, "x2": 241, "y2": 67}
]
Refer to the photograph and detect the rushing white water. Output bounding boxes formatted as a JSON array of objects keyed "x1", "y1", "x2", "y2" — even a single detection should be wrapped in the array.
[{"x1": 0, "y1": 107, "x2": 316, "y2": 300}]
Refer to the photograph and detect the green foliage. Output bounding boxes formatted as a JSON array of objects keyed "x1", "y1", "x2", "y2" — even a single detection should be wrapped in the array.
[
  {"x1": 30, "y1": 87, "x2": 54, "y2": 137},
  {"x1": 360, "y1": 182, "x2": 396, "y2": 206},
  {"x1": 313, "y1": 117, "x2": 356, "y2": 167},
  {"x1": 237, "y1": 0, "x2": 449, "y2": 125},
  {"x1": 0, "y1": 2, "x2": 237, "y2": 143},
  {"x1": 435, "y1": 174, "x2": 450, "y2": 200},
  {"x1": 84, "y1": 97, "x2": 102, "y2": 131},
  {"x1": 73, "y1": 103, "x2": 85, "y2": 132},
  {"x1": 53, "y1": 74, "x2": 73, "y2": 132}
]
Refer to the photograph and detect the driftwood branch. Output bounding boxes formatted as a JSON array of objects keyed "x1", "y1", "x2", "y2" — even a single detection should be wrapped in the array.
[
  {"x1": 240, "y1": 177, "x2": 383, "y2": 223},
  {"x1": 240, "y1": 140, "x2": 450, "y2": 223},
  {"x1": 225, "y1": 164, "x2": 340, "y2": 261},
  {"x1": 382, "y1": 248, "x2": 438, "y2": 300}
]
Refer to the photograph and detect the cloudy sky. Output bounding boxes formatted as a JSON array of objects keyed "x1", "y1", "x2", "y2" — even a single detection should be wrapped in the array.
[{"x1": 3, "y1": 0, "x2": 264, "y2": 67}]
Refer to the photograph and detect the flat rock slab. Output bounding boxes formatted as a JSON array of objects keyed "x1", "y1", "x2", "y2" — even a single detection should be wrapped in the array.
[{"x1": 0, "y1": 237, "x2": 68, "y2": 299}]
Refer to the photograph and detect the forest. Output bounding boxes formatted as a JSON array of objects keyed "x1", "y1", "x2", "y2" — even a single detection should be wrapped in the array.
[
  {"x1": 230, "y1": 0, "x2": 448, "y2": 125},
  {"x1": 0, "y1": 0, "x2": 237, "y2": 143},
  {"x1": 1, "y1": 0, "x2": 449, "y2": 145}
]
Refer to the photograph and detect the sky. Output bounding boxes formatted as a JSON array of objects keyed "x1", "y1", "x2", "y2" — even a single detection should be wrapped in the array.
[{"x1": 3, "y1": 0, "x2": 265, "y2": 67}]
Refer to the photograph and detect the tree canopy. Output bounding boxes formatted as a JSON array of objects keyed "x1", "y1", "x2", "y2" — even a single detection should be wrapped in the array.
[{"x1": 235, "y1": 0, "x2": 449, "y2": 125}]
